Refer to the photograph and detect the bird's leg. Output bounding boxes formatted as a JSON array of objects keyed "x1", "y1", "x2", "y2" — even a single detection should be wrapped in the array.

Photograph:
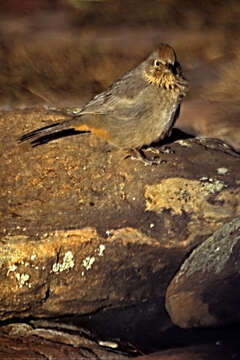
[{"x1": 125, "y1": 148, "x2": 163, "y2": 166}]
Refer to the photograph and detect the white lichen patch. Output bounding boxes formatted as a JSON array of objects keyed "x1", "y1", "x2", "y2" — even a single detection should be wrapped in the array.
[
  {"x1": 106, "y1": 230, "x2": 113, "y2": 236},
  {"x1": 97, "y1": 244, "x2": 105, "y2": 256},
  {"x1": 199, "y1": 177, "x2": 226, "y2": 194},
  {"x1": 31, "y1": 253, "x2": 37, "y2": 261},
  {"x1": 145, "y1": 177, "x2": 228, "y2": 216},
  {"x1": 7, "y1": 264, "x2": 18, "y2": 276},
  {"x1": 15, "y1": 273, "x2": 30, "y2": 288},
  {"x1": 52, "y1": 251, "x2": 74, "y2": 273},
  {"x1": 82, "y1": 256, "x2": 95, "y2": 271},
  {"x1": 217, "y1": 167, "x2": 228, "y2": 175}
]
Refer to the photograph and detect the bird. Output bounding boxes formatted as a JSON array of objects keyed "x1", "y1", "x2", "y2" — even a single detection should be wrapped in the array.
[{"x1": 19, "y1": 43, "x2": 188, "y2": 164}]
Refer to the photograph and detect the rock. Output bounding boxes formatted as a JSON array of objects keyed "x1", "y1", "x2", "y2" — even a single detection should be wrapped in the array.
[
  {"x1": 0, "y1": 227, "x2": 177, "y2": 321},
  {"x1": 1, "y1": 322, "x2": 240, "y2": 360},
  {"x1": 166, "y1": 217, "x2": 240, "y2": 328},
  {"x1": 135, "y1": 344, "x2": 240, "y2": 360},
  {"x1": 1, "y1": 108, "x2": 240, "y2": 348},
  {"x1": 0, "y1": 322, "x2": 129, "y2": 359}
]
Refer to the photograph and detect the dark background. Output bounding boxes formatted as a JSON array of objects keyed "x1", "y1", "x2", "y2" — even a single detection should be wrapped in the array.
[
  {"x1": 0, "y1": 0, "x2": 239, "y2": 108},
  {"x1": 1, "y1": 0, "x2": 240, "y2": 150}
]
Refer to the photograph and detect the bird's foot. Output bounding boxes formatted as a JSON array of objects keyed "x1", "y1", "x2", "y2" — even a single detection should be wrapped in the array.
[
  {"x1": 125, "y1": 149, "x2": 163, "y2": 166},
  {"x1": 144, "y1": 146, "x2": 175, "y2": 155}
]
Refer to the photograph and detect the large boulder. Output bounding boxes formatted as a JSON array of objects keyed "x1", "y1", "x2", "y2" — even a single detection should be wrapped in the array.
[
  {"x1": 1, "y1": 108, "x2": 240, "y2": 350},
  {"x1": 166, "y1": 216, "x2": 240, "y2": 328}
]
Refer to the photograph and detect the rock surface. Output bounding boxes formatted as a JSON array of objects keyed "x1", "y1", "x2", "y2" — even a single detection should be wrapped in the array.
[
  {"x1": 136, "y1": 344, "x2": 240, "y2": 360},
  {"x1": 166, "y1": 217, "x2": 240, "y2": 328},
  {"x1": 0, "y1": 322, "x2": 129, "y2": 359},
  {"x1": 1, "y1": 108, "x2": 240, "y2": 352}
]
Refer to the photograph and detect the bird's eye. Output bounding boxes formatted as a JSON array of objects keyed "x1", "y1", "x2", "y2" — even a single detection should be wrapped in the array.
[{"x1": 154, "y1": 59, "x2": 161, "y2": 67}]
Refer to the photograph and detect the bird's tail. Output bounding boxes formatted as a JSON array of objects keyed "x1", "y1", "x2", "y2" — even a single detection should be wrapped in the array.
[{"x1": 19, "y1": 117, "x2": 89, "y2": 146}]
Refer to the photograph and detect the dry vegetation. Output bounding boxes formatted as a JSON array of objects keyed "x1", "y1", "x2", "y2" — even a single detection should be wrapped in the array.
[{"x1": 0, "y1": 0, "x2": 240, "y2": 109}]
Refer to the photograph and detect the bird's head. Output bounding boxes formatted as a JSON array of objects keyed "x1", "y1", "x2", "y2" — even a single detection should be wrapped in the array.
[{"x1": 144, "y1": 44, "x2": 188, "y2": 95}]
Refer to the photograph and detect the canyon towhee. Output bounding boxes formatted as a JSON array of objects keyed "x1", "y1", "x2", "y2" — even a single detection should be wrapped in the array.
[{"x1": 20, "y1": 43, "x2": 188, "y2": 164}]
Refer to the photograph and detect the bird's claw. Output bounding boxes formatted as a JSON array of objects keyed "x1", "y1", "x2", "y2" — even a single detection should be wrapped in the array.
[{"x1": 125, "y1": 149, "x2": 163, "y2": 166}]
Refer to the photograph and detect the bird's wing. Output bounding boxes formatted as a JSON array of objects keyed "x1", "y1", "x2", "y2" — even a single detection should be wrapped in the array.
[{"x1": 80, "y1": 67, "x2": 146, "y2": 116}]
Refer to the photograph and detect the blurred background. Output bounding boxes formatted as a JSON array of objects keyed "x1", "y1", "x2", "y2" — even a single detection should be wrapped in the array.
[{"x1": 1, "y1": 0, "x2": 240, "y2": 148}]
